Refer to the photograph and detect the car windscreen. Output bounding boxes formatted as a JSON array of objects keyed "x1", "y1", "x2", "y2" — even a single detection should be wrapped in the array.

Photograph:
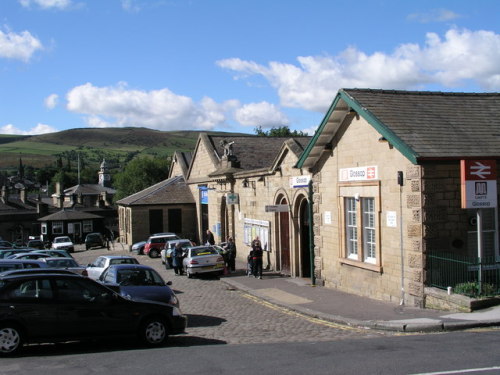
[
  {"x1": 46, "y1": 259, "x2": 78, "y2": 268},
  {"x1": 110, "y1": 258, "x2": 139, "y2": 265}
]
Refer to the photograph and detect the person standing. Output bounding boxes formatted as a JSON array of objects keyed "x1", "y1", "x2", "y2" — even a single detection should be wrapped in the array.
[
  {"x1": 224, "y1": 237, "x2": 237, "y2": 272},
  {"x1": 251, "y1": 237, "x2": 263, "y2": 279},
  {"x1": 172, "y1": 242, "x2": 184, "y2": 276},
  {"x1": 206, "y1": 229, "x2": 215, "y2": 245}
]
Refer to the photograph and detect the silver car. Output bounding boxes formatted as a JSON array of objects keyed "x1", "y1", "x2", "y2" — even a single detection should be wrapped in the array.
[
  {"x1": 182, "y1": 246, "x2": 225, "y2": 278},
  {"x1": 85, "y1": 255, "x2": 139, "y2": 280}
]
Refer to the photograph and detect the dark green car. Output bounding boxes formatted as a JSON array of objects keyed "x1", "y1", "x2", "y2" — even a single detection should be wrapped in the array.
[{"x1": 85, "y1": 233, "x2": 105, "y2": 250}]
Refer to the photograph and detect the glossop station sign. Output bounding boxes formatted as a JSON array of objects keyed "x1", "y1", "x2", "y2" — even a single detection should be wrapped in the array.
[{"x1": 461, "y1": 160, "x2": 497, "y2": 209}]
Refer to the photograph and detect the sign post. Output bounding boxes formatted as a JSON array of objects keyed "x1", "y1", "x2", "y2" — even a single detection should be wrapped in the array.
[{"x1": 461, "y1": 160, "x2": 498, "y2": 292}]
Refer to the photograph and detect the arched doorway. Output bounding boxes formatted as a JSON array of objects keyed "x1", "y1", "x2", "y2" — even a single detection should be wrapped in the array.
[
  {"x1": 278, "y1": 196, "x2": 291, "y2": 275},
  {"x1": 298, "y1": 196, "x2": 311, "y2": 278}
]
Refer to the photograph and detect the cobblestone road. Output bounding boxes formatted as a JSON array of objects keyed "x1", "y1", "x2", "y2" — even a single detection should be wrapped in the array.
[{"x1": 75, "y1": 247, "x2": 393, "y2": 346}]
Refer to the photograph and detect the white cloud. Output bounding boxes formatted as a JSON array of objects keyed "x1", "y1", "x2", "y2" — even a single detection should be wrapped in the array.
[
  {"x1": 407, "y1": 9, "x2": 461, "y2": 23},
  {"x1": 1, "y1": 123, "x2": 57, "y2": 135},
  {"x1": 0, "y1": 29, "x2": 43, "y2": 62},
  {"x1": 19, "y1": 0, "x2": 72, "y2": 9},
  {"x1": 66, "y1": 82, "x2": 229, "y2": 130},
  {"x1": 44, "y1": 94, "x2": 58, "y2": 109},
  {"x1": 301, "y1": 125, "x2": 318, "y2": 136},
  {"x1": 234, "y1": 102, "x2": 289, "y2": 128},
  {"x1": 218, "y1": 28, "x2": 500, "y2": 112},
  {"x1": 121, "y1": 0, "x2": 140, "y2": 13}
]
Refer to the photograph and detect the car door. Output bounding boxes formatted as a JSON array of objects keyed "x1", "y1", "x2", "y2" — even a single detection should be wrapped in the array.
[
  {"x1": 53, "y1": 276, "x2": 138, "y2": 339},
  {"x1": 0, "y1": 277, "x2": 56, "y2": 339},
  {"x1": 86, "y1": 257, "x2": 106, "y2": 280}
]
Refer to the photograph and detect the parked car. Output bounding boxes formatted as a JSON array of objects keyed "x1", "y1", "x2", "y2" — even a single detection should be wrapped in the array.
[
  {"x1": 0, "y1": 249, "x2": 31, "y2": 259},
  {"x1": 131, "y1": 241, "x2": 147, "y2": 255},
  {"x1": 30, "y1": 249, "x2": 74, "y2": 258},
  {"x1": 7, "y1": 253, "x2": 52, "y2": 261},
  {"x1": 42, "y1": 257, "x2": 86, "y2": 275},
  {"x1": 85, "y1": 232, "x2": 106, "y2": 250},
  {"x1": 0, "y1": 259, "x2": 48, "y2": 272},
  {"x1": 144, "y1": 233, "x2": 180, "y2": 258},
  {"x1": 85, "y1": 255, "x2": 140, "y2": 280},
  {"x1": 0, "y1": 241, "x2": 13, "y2": 249},
  {"x1": 160, "y1": 239, "x2": 194, "y2": 267},
  {"x1": 99, "y1": 264, "x2": 179, "y2": 306},
  {"x1": 0, "y1": 271, "x2": 187, "y2": 355},
  {"x1": 26, "y1": 239, "x2": 45, "y2": 250},
  {"x1": 182, "y1": 246, "x2": 225, "y2": 278},
  {"x1": 51, "y1": 236, "x2": 75, "y2": 253}
]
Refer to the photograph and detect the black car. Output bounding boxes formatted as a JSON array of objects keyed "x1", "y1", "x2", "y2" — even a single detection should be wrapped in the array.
[
  {"x1": 85, "y1": 233, "x2": 106, "y2": 250},
  {"x1": 0, "y1": 271, "x2": 187, "y2": 355}
]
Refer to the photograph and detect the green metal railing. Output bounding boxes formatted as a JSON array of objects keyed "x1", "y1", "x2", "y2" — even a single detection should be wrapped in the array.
[{"x1": 426, "y1": 250, "x2": 500, "y2": 297}]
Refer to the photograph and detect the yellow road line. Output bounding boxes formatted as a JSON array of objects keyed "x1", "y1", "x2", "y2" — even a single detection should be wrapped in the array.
[{"x1": 241, "y1": 292, "x2": 371, "y2": 333}]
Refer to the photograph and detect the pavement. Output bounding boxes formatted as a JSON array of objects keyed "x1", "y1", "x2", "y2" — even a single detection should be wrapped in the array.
[{"x1": 220, "y1": 260, "x2": 500, "y2": 333}]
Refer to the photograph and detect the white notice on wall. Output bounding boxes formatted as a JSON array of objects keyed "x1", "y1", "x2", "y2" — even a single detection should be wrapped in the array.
[
  {"x1": 324, "y1": 211, "x2": 332, "y2": 225},
  {"x1": 386, "y1": 211, "x2": 397, "y2": 227}
]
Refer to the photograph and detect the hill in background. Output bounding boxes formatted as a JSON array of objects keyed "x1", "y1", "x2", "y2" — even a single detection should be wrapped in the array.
[{"x1": 0, "y1": 127, "x2": 250, "y2": 171}]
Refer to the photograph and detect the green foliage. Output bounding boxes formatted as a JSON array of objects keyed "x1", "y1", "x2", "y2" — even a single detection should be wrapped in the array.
[
  {"x1": 254, "y1": 126, "x2": 308, "y2": 137},
  {"x1": 454, "y1": 282, "x2": 497, "y2": 297},
  {"x1": 113, "y1": 156, "x2": 170, "y2": 201}
]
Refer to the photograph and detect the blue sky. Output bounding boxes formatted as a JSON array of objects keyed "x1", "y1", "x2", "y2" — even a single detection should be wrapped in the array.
[{"x1": 1, "y1": 0, "x2": 499, "y2": 136}]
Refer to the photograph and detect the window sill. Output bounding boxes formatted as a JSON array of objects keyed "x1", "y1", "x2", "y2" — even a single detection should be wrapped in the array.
[{"x1": 340, "y1": 258, "x2": 383, "y2": 273}]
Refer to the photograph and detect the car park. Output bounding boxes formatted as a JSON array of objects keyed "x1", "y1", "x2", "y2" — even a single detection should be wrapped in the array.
[
  {"x1": 143, "y1": 233, "x2": 180, "y2": 258},
  {"x1": 42, "y1": 257, "x2": 86, "y2": 275},
  {"x1": 85, "y1": 255, "x2": 140, "y2": 280},
  {"x1": 182, "y1": 246, "x2": 225, "y2": 278},
  {"x1": 0, "y1": 271, "x2": 187, "y2": 355},
  {"x1": 99, "y1": 264, "x2": 179, "y2": 306},
  {"x1": 51, "y1": 236, "x2": 75, "y2": 253},
  {"x1": 85, "y1": 232, "x2": 106, "y2": 250},
  {"x1": 0, "y1": 259, "x2": 48, "y2": 272},
  {"x1": 160, "y1": 239, "x2": 194, "y2": 267}
]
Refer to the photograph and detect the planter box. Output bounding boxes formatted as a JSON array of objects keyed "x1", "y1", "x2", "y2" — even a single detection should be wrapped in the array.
[{"x1": 424, "y1": 287, "x2": 500, "y2": 312}]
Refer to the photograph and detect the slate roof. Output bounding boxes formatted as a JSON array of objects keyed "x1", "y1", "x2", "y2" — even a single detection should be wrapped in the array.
[
  {"x1": 207, "y1": 135, "x2": 311, "y2": 171},
  {"x1": 64, "y1": 184, "x2": 116, "y2": 196},
  {"x1": 116, "y1": 175, "x2": 195, "y2": 206},
  {"x1": 38, "y1": 209, "x2": 103, "y2": 221},
  {"x1": 298, "y1": 89, "x2": 500, "y2": 168},
  {"x1": 343, "y1": 89, "x2": 500, "y2": 160}
]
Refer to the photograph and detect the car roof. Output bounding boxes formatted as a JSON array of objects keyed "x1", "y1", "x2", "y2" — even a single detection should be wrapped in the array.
[
  {"x1": 106, "y1": 264, "x2": 154, "y2": 271},
  {"x1": 0, "y1": 269, "x2": 84, "y2": 279},
  {"x1": 98, "y1": 255, "x2": 136, "y2": 260},
  {"x1": 0, "y1": 259, "x2": 46, "y2": 265}
]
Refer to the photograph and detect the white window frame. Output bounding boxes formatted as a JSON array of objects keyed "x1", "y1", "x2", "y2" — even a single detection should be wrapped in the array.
[
  {"x1": 52, "y1": 221, "x2": 63, "y2": 235},
  {"x1": 41, "y1": 223, "x2": 47, "y2": 235},
  {"x1": 83, "y1": 220, "x2": 93, "y2": 233},
  {"x1": 339, "y1": 182, "x2": 381, "y2": 272}
]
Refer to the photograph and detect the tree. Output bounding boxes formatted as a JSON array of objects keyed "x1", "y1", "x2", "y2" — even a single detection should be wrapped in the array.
[
  {"x1": 113, "y1": 156, "x2": 170, "y2": 201},
  {"x1": 254, "y1": 125, "x2": 307, "y2": 137}
]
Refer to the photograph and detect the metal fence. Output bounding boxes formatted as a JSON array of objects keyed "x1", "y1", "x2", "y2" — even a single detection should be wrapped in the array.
[{"x1": 426, "y1": 250, "x2": 500, "y2": 297}]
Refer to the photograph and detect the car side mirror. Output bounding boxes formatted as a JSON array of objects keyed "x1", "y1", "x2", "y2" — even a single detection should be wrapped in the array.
[
  {"x1": 166, "y1": 281, "x2": 172, "y2": 286},
  {"x1": 87, "y1": 263, "x2": 93, "y2": 267}
]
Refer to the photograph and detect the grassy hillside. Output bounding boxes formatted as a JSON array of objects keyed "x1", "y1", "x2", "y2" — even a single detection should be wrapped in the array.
[{"x1": 0, "y1": 127, "x2": 248, "y2": 170}]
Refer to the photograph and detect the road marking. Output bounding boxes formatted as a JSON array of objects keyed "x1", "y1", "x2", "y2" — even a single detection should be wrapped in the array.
[
  {"x1": 409, "y1": 366, "x2": 500, "y2": 375},
  {"x1": 241, "y1": 292, "x2": 372, "y2": 333}
]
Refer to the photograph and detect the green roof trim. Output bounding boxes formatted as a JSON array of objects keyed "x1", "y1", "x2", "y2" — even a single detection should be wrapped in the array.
[
  {"x1": 295, "y1": 93, "x2": 342, "y2": 169},
  {"x1": 296, "y1": 89, "x2": 420, "y2": 169}
]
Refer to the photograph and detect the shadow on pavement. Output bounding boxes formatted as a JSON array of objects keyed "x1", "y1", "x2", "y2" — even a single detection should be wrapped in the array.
[{"x1": 186, "y1": 313, "x2": 226, "y2": 328}]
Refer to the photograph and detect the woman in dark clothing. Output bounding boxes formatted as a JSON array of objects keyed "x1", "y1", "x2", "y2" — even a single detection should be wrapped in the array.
[
  {"x1": 172, "y1": 242, "x2": 184, "y2": 275},
  {"x1": 206, "y1": 229, "x2": 215, "y2": 245},
  {"x1": 251, "y1": 237, "x2": 263, "y2": 279},
  {"x1": 224, "y1": 237, "x2": 237, "y2": 272}
]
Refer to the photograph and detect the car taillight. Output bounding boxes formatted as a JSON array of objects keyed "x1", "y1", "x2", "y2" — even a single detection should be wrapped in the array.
[{"x1": 189, "y1": 260, "x2": 198, "y2": 264}]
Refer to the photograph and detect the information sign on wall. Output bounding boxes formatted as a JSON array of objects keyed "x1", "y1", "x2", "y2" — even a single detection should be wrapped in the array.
[{"x1": 461, "y1": 160, "x2": 497, "y2": 209}]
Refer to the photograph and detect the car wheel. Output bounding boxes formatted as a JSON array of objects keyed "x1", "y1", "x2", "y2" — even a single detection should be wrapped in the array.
[
  {"x1": 139, "y1": 318, "x2": 168, "y2": 346},
  {"x1": 139, "y1": 246, "x2": 144, "y2": 255},
  {"x1": 0, "y1": 324, "x2": 24, "y2": 356},
  {"x1": 149, "y1": 249, "x2": 159, "y2": 258}
]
